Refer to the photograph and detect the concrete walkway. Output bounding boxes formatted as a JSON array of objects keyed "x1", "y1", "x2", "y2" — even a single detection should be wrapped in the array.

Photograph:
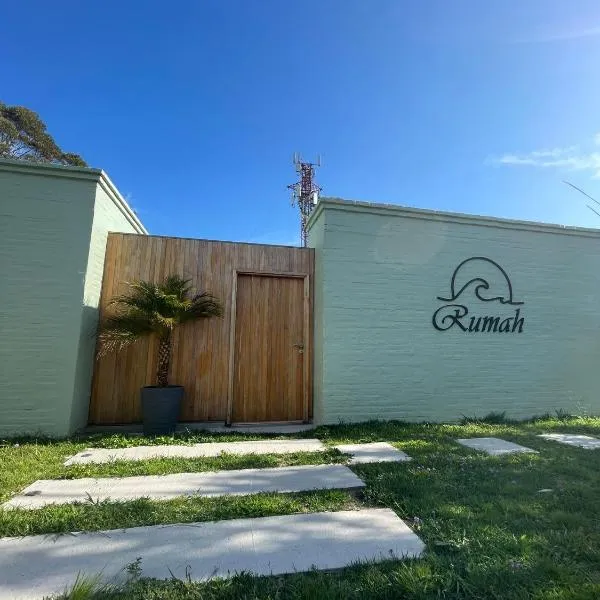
[
  {"x1": 0, "y1": 508, "x2": 424, "y2": 600},
  {"x1": 4, "y1": 465, "x2": 364, "y2": 509},
  {"x1": 457, "y1": 437, "x2": 537, "y2": 455},
  {"x1": 65, "y1": 439, "x2": 326, "y2": 466},
  {"x1": 334, "y1": 442, "x2": 411, "y2": 464},
  {"x1": 538, "y1": 433, "x2": 600, "y2": 449}
]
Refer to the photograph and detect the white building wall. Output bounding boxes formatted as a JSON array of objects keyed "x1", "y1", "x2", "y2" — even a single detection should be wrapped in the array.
[{"x1": 308, "y1": 199, "x2": 600, "y2": 423}]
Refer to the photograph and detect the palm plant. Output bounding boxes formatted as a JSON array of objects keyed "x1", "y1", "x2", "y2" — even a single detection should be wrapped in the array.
[{"x1": 98, "y1": 275, "x2": 223, "y2": 386}]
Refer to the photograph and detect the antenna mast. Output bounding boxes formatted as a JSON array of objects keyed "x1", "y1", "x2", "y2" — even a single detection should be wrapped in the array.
[{"x1": 287, "y1": 153, "x2": 322, "y2": 246}]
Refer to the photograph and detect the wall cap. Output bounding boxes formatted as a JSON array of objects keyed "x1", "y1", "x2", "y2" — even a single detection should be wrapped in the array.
[
  {"x1": 307, "y1": 196, "x2": 600, "y2": 238},
  {"x1": 0, "y1": 158, "x2": 147, "y2": 234},
  {"x1": 114, "y1": 231, "x2": 313, "y2": 250},
  {"x1": 96, "y1": 171, "x2": 147, "y2": 234},
  {"x1": 0, "y1": 157, "x2": 102, "y2": 179}
]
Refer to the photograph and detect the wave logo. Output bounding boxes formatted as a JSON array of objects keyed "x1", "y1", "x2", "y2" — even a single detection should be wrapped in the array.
[{"x1": 433, "y1": 257, "x2": 525, "y2": 333}]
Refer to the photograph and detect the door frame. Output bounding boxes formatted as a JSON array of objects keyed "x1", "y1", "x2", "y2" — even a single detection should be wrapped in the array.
[{"x1": 226, "y1": 269, "x2": 311, "y2": 425}]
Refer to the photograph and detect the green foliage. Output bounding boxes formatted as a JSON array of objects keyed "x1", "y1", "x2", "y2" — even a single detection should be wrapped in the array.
[
  {"x1": 62, "y1": 449, "x2": 344, "y2": 480},
  {"x1": 51, "y1": 559, "x2": 145, "y2": 599},
  {"x1": 56, "y1": 572, "x2": 114, "y2": 600},
  {"x1": 0, "y1": 101, "x2": 86, "y2": 166},
  {"x1": 98, "y1": 275, "x2": 222, "y2": 385},
  {"x1": 459, "y1": 411, "x2": 515, "y2": 425},
  {"x1": 2, "y1": 489, "x2": 354, "y2": 539},
  {"x1": 555, "y1": 408, "x2": 573, "y2": 421},
  {"x1": 99, "y1": 276, "x2": 222, "y2": 353}
]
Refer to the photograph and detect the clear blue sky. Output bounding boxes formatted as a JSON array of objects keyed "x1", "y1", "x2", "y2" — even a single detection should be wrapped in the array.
[{"x1": 3, "y1": 1, "x2": 600, "y2": 244}]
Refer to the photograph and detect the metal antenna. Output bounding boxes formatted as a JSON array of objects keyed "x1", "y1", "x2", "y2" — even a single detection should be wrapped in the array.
[
  {"x1": 563, "y1": 180, "x2": 600, "y2": 218},
  {"x1": 287, "y1": 154, "x2": 322, "y2": 246}
]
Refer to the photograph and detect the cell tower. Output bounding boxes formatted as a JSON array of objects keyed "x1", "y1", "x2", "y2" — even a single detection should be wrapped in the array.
[{"x1": 287, "y1": 153, "x2": 322, "y2": 246}]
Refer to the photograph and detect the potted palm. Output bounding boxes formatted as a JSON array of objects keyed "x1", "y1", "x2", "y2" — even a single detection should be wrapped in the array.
[{"x1": 98, "y1": 275, "x2": 223, "y2": 435}]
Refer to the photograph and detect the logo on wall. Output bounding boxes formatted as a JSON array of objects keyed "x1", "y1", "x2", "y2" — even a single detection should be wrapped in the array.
[{"x1": 432, "y1": 256, "x2": 525, "y2": 333}]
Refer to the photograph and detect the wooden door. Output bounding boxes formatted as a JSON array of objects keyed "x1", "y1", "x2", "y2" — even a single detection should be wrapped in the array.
[{"x1": 230, "y1": 273, "x2": 307, "y2": 423}]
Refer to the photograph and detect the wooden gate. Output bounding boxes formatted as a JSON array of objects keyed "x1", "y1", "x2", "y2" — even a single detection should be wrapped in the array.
[
  {"x1": 89, "y1": 234, "x2": 313, "y2": 424},
  {"x1": 228, "y1": 272, "x2": 309, "y2": 424}
]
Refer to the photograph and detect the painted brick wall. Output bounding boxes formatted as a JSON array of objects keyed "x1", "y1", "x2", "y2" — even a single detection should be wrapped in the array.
[
  {"x1": 308, "y1": 199, "x2": 600, "y2": 424},
  {"x1": 308, "y1": 214, "x2": 326, "y2": 424},
  {"x1": 0, "y1": 162, "x2": 97, "y2": 436},
  {"x1": 70, "y1": 177, "x2": 146, "y2": 431},
  {"x1": 0, "y1": 160, "x2": 145, "y2": 437}
]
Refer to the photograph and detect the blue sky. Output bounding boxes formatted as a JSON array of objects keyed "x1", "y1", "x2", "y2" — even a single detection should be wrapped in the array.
[{"x1": 3, "y1": 1, "x2": 600, "y2": 244}]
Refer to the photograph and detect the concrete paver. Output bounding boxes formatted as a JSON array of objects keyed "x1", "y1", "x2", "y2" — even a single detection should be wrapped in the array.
[
  {"x1": 335, "y1": 442, "x2": 411, "y2": 464},
  {"x1": 4, "y1": 464, "x2": 364, "y2": 509},
  {"x1": 65, "y1": 439, "x2": 326, "y2": 466},
  {"x1": 538, "y1": 433, "x2": 600, "y2": 449},
  {"x1": 456, "y1": 437, "x2": 537, "y2": 456},
  {"x1": 0, "y1": 508, "x2": 424, "y2": 600}
]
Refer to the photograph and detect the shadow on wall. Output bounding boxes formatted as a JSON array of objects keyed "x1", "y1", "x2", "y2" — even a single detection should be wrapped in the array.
[
  {"x1": 373, "y1": 219, "x2": 450, "y2": 272},
  {"x1": 70, "y1": 304, "x2": 100, "y2": 432}
]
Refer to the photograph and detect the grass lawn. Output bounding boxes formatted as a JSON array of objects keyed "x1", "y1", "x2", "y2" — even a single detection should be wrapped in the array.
[{"x1": 2, "y1": 416, "x2": 600, "y2": 599}]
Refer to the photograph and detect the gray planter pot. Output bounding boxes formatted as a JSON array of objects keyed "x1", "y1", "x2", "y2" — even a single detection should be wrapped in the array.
[{"x1": 141, "y1": 386, "x2": 184, "y2": 436}]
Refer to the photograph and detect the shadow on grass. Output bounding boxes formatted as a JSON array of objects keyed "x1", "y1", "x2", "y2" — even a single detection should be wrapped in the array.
[{"x1": 0, "y1": 489, "x2": 357, "y2": 538}]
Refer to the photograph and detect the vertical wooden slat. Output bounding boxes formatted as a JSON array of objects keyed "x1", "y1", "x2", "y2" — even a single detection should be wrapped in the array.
[
  {"x1": 89, "y1": 237, "x2": 314, "y2": 425},
  {"x1": 129, "y1": 235, "x2": 148, "y2": 420},
  {"x1": 108, "y1": 233, "x2": 129, "y2": 422},
  {"x1": 226, "y1": 270, "x2": 238, "y2": 425},
  {"x1": 303, "y1": 274, "x2": 310, "y2": 423},
  {"x1": 88, "y1": 233, "x2": 117, "y2": 424},
  {"x1": 230, "y1": 273, "x2": 305, "y2": 423}
]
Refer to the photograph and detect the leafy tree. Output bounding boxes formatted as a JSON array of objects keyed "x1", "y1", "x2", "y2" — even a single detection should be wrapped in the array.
[
  {"x1": 98, "y1": 276, "x2": 223, "y2": 387},
  {"x1": 0, "y1": 102, "x2": 86, "y2": 166}
]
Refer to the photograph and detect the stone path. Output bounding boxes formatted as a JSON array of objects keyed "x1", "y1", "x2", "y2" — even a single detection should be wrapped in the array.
[
  {"x1": 4, "y1": 465, "x2": 364, "y2": 509},
  {"x1": 64, "y1": 439, "x2": 326, "y2": 466},
  {"x1": 334, "y1": 442, "x2": 411, "y2": 464},
  {"x1": 456, "y1": 437, "x2": 537, "y2": 455},
  {"x1": 538, "y1": 433, "x2": 600, "y2": 449},
  {"x1": 65, "y1": 440, "x2": 413, "y2": 466},
  {"x1": 0, "y1": 508, "x2": 424, "y2": 600}
]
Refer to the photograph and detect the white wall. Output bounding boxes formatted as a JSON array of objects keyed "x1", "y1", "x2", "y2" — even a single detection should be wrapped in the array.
[{"x1": 308, "y1": 199, "x2": 600, "y2": 423}]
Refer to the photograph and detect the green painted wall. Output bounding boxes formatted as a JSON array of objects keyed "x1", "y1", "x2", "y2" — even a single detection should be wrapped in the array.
[
  {"x1": 308, "y1": 198, "x2": 600, "y2": 424},
  {"x1": 0, "y1": 160, "x2": 145, "y2": 437},
  {"x1": 307, "y1": 213, "x2": 326, "y2": 424},
  {"x1": 70, "y1": 176, "x2": 147, "y2": 432}
]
